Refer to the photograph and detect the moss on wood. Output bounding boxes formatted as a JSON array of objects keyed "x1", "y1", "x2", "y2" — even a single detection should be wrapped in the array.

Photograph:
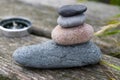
[{"x1": 0, "y1": 75, "x2": 11, "y2": 80}]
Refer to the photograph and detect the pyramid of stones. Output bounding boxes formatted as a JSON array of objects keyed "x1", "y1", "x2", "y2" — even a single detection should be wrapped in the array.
[
  {"x1": 52, "y1": 5, "x2": 93, "y2": 45},
  {"x1": 13, "y1": 5, "x2": 102, "y2": 68}
]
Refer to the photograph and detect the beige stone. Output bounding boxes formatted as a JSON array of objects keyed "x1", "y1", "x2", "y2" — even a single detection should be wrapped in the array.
[{"x1": 52, "y1": 24, "x2": 94, "y2": 45}]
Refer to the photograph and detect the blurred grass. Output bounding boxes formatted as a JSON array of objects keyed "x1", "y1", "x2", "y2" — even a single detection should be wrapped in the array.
[
  {"x1": 100, "y1": 60, "x2": 120, "y2": 80},
  {"x1": 110, "y1": 0, "x2": 120, "y2": 5},
  {"x1": 94, "y1": 21, "x2": 120, "y2": 57},
  {"x1": 94, "y1": 12, "x2": 120, "y2": 58},
  {"x1": 83, "y1": 0, "x2": 120, "y2": 6},
  {"x1": 94, "y1": 22, "x2": 120, "y2": 36},
  {"x1": 0, "y1": 75, "x2": 11, "y2": 80},
  {"x1": 100, "y1": 60, "x2": 120, "y2": 71},
  {"x1": 109, "y1": 52, "x2": 120, "y2": 58},
  {"x1": 77, "y1": 0, "x2": 120, "y2": 6},
  {"x1": 77, "y1": 0, "x2": 87, "y2": 2},
  {"x1": 96, "y1": 29, "x2": 120, "y2": 36}
]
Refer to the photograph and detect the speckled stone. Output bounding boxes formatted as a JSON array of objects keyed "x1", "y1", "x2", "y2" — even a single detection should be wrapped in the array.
[
  {"x1": 13, "y1": 40, "x2": 102, "y2": 68},
  {"x1": 52, "y1": 24, "x2": 94, "y2": 45},
  {"x1": 57, "y1": 14, "x2": 85, "y2": 28},
  {"x1": 58, "y1": 5, "x2": 87, "y2": 17}
]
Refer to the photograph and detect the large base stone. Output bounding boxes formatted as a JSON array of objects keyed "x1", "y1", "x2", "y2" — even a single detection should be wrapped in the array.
[{"x1": 13, "y1": 40, "x2": 102, "y2": 68}]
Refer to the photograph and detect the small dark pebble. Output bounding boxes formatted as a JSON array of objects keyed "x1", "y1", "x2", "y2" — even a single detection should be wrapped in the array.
[{"x1": 58, "y1": 5, "x2": 87, "y2": 17}]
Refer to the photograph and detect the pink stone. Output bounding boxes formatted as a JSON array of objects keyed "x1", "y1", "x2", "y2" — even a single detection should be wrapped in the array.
[{"x1": 51, "y1": 23, "x2": 94, "y2": 45}]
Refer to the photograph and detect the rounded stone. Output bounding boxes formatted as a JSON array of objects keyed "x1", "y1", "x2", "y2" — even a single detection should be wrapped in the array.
[
  {"x1": 52, "y1": 24, "x2": 94, "y2": 45},
  {"x1": 57, "y1": 14, "x2": 86, "y2": 28},
  {"x1": 58, "y1": 5, "x2": 87, "y2": 17},
  {"x1": 13, "y1": 40, "x2": 102, "y2": 68}
]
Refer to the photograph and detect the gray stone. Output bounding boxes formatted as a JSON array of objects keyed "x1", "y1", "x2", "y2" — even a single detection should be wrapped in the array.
[
  {"x1": 57, "y1": 14, "x2": 86, "y2": 28},
  {"x1": 13, "y1": 40, "x2": 102, "y2": 68},
  {"x1": 58, "y1": 5, "x2": 87, "y2": 17}
]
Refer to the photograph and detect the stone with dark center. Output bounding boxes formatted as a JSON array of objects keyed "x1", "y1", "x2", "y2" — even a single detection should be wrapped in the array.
[
  {"x1": 57, "y1": 14, "x2": 85, "y2": 28},
  {"x1": 52, "y1": 24, "x2": 94, "y2": 45},
  {"x1": 58, "y1": 5, "x2": 87, "y2": 17},
  {"x1": 13, "y1": 40, "x2": 101, "y2": 68}
]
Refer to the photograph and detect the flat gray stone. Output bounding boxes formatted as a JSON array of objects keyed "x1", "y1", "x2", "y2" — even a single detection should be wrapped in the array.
[
  {"x1": 13, "y1": 40, "x2": 102, "y2": 68},
  {"x1": 57, "y1": 14, "x2": 85, "y2": 27},
  {"x1": 58, "y1": 5, "x2": 87, "y2": 17}
]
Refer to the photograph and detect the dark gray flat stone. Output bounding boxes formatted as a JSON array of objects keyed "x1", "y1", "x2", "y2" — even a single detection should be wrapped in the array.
[
  {"x1": 13, "y1": 40, "x2": 102, "y2": 68},
  {"x1": 58, "y1": 5, "x2": 87, "y2": 17}
]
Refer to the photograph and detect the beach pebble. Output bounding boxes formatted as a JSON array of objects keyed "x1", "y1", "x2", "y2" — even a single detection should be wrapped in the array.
[
  {"x1": 58, "y1": 5, "x2": 87, "y2": 17},
  {"x1": 13, "y1": 40, "x2": 101, "y2": 68},
  {"x1": 52, "y1": 24, "x2": 94, "y2": 45},
  {"x1": 57, "y1": 14, "x2": 85, "y2": 28}
]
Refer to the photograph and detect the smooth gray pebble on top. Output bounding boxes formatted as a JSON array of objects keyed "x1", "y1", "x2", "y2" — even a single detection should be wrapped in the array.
[
  {"x1": 58, "y1": 5, "x2": 87, "y2": 17},
  {"x1": 13, "y1": 40, "x2": 102, "y2": 68}
]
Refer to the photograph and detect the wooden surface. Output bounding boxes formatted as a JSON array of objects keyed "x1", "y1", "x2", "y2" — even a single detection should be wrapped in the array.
[
  {"x1": 0, "y1": 0, "x2": 120, "y2": 80},
  {"x1": 0, "y1": 32, "x2": 120, "y2": 80}
]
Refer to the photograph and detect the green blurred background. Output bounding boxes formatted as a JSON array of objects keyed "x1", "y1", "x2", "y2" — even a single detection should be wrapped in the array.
[{"x1": 93, "y1": 0, "x2": 120, "y2": 5}]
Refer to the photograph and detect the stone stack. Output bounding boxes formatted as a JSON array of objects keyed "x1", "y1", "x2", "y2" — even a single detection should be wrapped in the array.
[
  {"x1": 13, "y1": 5, "x2": 102, "y2": 68},
  {"x1": 52, "y1": 5, "x2": 93, "y2": 45}
]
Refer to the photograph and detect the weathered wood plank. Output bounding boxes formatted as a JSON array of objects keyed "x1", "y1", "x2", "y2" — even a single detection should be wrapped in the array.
[
  {"x1": 0, "y1": 54, "x2": 120, "y2": 80},
  {"x1": 0, "y1": 33, "x2": 50, "y2": 80},
  {"x1": 0, "y1": 32, "x2": 120, "y2": 80},
  {"x1": 0, "y1": 0, "x2": 120, "y2": 80}
]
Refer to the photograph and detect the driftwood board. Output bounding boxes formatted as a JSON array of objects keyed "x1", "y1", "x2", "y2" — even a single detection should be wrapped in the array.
[
  {"x1": 0, "y1": 33, "x2": 120, "y2": 80},
  {"x1": 0, "y1": 0, "x2": 120, "y2": 80}
]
